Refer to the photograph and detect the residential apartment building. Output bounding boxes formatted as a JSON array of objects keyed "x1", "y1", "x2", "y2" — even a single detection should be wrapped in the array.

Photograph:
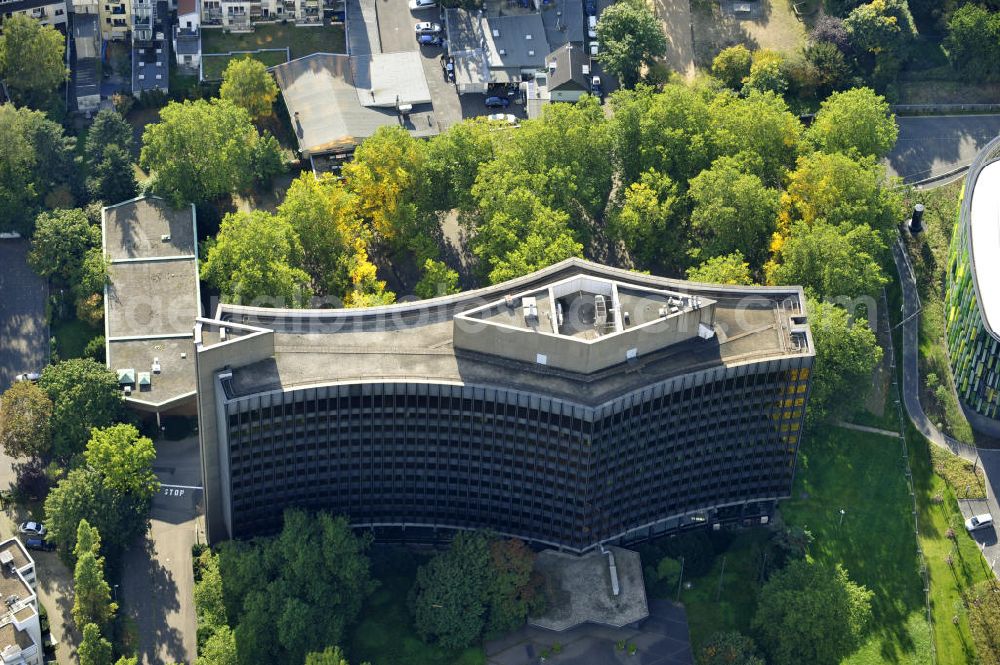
[
  {"x1": 173, "y1": 0, "x2": 199, "y2": 70},
  {"x1": 193, "y1": 260, "x2": 814, "y2": 550},
  {"x1": 0, "y1": 0, "x2": 67, "y2": 30},
  {"x1": 201, "y1": 0, "x2": 318, "y2": 28},
  {"x1": 98, "y1": 0, "x2": 129, "y2": 40},
  {"x1": 131, "y1": 0, "x2": 169, "y2": 95},
  {"x1": 947, "y1": 135, "x2": 1000, "y2": 433},
  {"x1": 0, "y1": 540, "x2": 42, "y2": 665}
]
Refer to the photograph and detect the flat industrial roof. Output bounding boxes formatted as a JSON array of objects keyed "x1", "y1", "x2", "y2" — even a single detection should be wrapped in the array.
[
  {"x1": 970, "y1": 159, "x2": 1000, "y2": 335},
  {"x1": 351, "y1": 52, "x2": 432, "y2": 107},
  {"x1": 210, "y1": 260, "x2": 812, "y2": 406},
  {"x1": 273, "y1": 54, "x2": 438, "y2": 156},
  {"x1": 102, "y1": 197, "x2": 200, "y2": 410}
]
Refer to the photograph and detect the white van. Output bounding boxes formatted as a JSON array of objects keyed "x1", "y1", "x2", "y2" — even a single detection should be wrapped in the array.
[
  {"x1": 965, "y1": 513, "x2": 994, "y2": 532},
  {"x1": 588, "y1": 15, "x2": 597, "y2": 39}
]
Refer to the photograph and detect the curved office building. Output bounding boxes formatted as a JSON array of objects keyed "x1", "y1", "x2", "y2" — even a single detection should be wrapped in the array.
[
  {"x1": 947, "y1": 136, "x2": 1000, "y2": 427},
  {"x1": 195, "y1": 259, "x2": 814, "y2": 551}
]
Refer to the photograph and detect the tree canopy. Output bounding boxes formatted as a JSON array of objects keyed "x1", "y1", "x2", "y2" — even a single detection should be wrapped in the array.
[
  {"x1": 28, "y1": 208, "x2": 101, "y2": 287},
  {"x1": 217, "y1": 510, "x2": 375, "y2": 665},
  {"x1": 0, "y1": 380, "x2": 53, "y2": 462},
  {"x1": 78, "y1": 623, "x2": 113, "y2": 665},
  {"x1": 698, "y1": 631, "x2": 765, "y2": 665},
  {"x1": 200, "y1": 211, "x2": 313, "y2": 307},
  {"x1": 686, "y1": 252, "x2": 754, "y2": 285},
  {"x1": 945, "y1": 5, "x2": 1000, "y2": 80},
  {"x1": 711, "y1": 45, "x2": 752, "y2": 90},
  {"x1": 802, "y1": 298, "x2": 883, "y2": 423},
  {"x1": 742, "y1": 50, "x2": 787, "y2": 95},
  {"x1": 806, "y1": 87, "x2": 898, "y2": 158},
  {"x1": 611, "y1": 169, "x2": 684, "y2": 272},
  {"x1": 38, "y1": 359, "x2": 124, "y2": 462},
  {"x1": 595, "y1": 0, "x2": 667, "y2": 87},
  {"x1": 0, "y1": 104, "x2": 77, "y2": 235},
  {"x1": 0, "y1": 14, "x2": 67, "y2": 108},
  {"x1": 140, "y1": 99, "x2": 279, "y2": 205},
  {"x1": 220, "y1": 57, "x2": 279, "y2": 121},
  {"x1": 752, "y1": 560, "x2": 873, "y2": 665}
]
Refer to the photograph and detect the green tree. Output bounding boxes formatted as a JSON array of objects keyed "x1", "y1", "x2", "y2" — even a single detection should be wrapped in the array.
[
  {"x1": 800, "y1": 298, "x2": 882, "y2": 423},
  {"x1": 655, "y1": 557, "x2": 682, "y2": 589},
  {"x1": 218, "y1": 510, "x2": 374, "y2": 665},
  {"x1": 752, "y1": 560, "x2": 873, "y2": 665},
  {"x1": 421, "y1": 119, "x2": 496, "y2": 212},
  {"x1": 194, "y1": 549, "x2": 227, "y2": 638},
  {"x1": 945, "y1": 5, "x2": 1000, "y2": 80},
  {"x1": 219, "y1": 57, "x2": 279, "y2": 121},
  {"x1": 85, "y1": 110, "x2": 134, "y2": 159},
  {"x1": 198, "y1": 625, "x2": 238, "y2": 665},
  {"x1": 807, "y1": 87, "x2": 898, "y2": 158},
  {"x1": 78, "y1": 623, "x2": 113, "y2": 665},
  {"x1": 200, "y1": 210, "x2": 313, "y2": 307},
  {"x1": 87, "y1": 145, "x2": 139, "y2": 205},
  {"x1": 415, "y1": 259, "x2": 460, "y2": 299},
  {"x1": 741, "y1": 49, "x2": 787, "y2": 95},
  {"x1": 595, "y1": 0, "x2": 667, "y2": 87},
  {"x1": 0, "y1": 14, "x2": 67, "y2": 108},
  {"x1": 304, "y1": 646, "x2": 364, "y2": 665},
  {"x1": 711, "y1": 45, "x2": 752, "y2": 90},
  {"x1": 844, "y1": 0, "x2": 916, "y2": 57},
  {"x1": 801, "y1": 41, "x2": 852, "y2": 99},
  {"x1": 686, "y1": 251, "x2": 753, "y2": 285},
  {"x1": 342, "y1": 126, "x2": 425, "y2": 245},
  {"x1": 0, "y1": 104, "x2": 77, "y2": 235},
  {"x1": 689, "y1": 157, "x2": 779, "y2": 268},
  {"x1": 72, "y1": 545, "x2": 117, "y2": 630},
  {"x1": 0, "y1": 381, "x2": 53, "y2": 461},
  {"x1": 38, "y1": 359, "x2": 123, "y2": 462},
  {"x1": 249, "y1": 131, "x2": 285, "y2": 185},
  {"x1": 28, "y1": 208, "x2": 100, "y2": 287},
  {"x1": 484, "y1": 538, "x2": 544, "y2": 635},
  {"x1": 634, "y1": 84, "x2": 715, "y2": 187},
  {"x1": 768, "y1": 221, "x2": 888, "y2": 299},
  {"x1": 698, "y1": 631, "x2": 764, "y2": 665},
  {"x1": 73, "y1": 519, "x2": 101, "y2": 560},
  {"x1": 410, "y1": 531, "x2": 490, "y2": 649},
  {"x1": 343, "y1": 242, "x2": 396, "y2": 308},
  {"x1": 44, "y1": 424, "x2": 159, "y2": 556},
  {"x1": 277, "y1": 172, "x2": 364, "y2": 299},
  {"x1": 140, "y1": 99, "x2": 262, "y2": 205},
  {"x1": 610, "y1": 169, "x2": 685, "y2": 272},
  {"x1": 708, "y1": 91, "x2": 803, "y2": 186},
  {"x1": 782, "y1": 151, "x2": 902, "y2": 235}
]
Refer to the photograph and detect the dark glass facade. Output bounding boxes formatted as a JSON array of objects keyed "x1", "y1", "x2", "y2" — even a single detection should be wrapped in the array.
[{"x1": 220, "y1": 359, "x2": 811, "y2": 551}]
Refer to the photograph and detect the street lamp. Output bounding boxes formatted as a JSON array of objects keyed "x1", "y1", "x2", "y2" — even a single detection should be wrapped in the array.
[
  {"x1": 839, "y1": 509, "x2": 846, "y2": 527},
  {"x1": 113, "y1": 584, "x2": 119, "y2": 604}
]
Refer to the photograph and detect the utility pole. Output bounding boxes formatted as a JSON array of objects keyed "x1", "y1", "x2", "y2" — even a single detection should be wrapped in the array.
[
  {"x1": 715, "y1": 556, "x2": 727, "y2": 601},
  {"x1": 675, "y1": 556, "x2": 685, "y2": 602}
]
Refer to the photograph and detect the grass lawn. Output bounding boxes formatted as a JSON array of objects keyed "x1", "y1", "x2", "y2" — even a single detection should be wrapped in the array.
[
  {"x1": 200, "y1": 23, "x2": 345, "y2": 79},
  {"x1": 201, "y1": 49, "x2": 290, "y2": 81},
  {"x1": 782, "y1": 428, "x2": 932, "y2": 665},
  {"x1": 52, "y1": 318, "x2": 100, "y2": 361},
  {"x1": 348, "y1": 547, "x2": 485, "y2": 665}
]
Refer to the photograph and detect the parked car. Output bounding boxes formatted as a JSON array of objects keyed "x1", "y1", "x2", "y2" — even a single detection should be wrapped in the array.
[
  {"x1": 965, "y1": 513, "x2": 994, "y2": 532},
  {"x1": 591, "y1": 75, "x2": 602, "y2": 96},
  {"x1": 486, "y1": 113, "x2": 518, "y2": 124},
  {"x1": 417, "y1": 34, "x2": 444, "y2": 46},
  {"x1": 408, "y1": 0, "x2": 437, "y2": 8},
  {"x1": 588, "y1": 15, "x2": 597, "y2": 39},
  {"x1": 18, "y1": 522, "x2": 45, "y2": 537},
  {"x1": 585, "y1": 0, "x2": 596, "y2": 15},
  {"x1": 589, "y1": 41, "x2": 600, "y2": 56},
  {"x1": 14, "y1": 372, "x2": 40, "y2": 382},
  {"x1": 443, "y1": 56, "x2": 455, "y2": 81},
  {"x1": 484, "y1": 96, "x2": 511, "y2": 108},
  {"x1": 414, "y1": 21, "x2": 442, "y2": 33},
  {"x1": 24, "y1": 537, "x2": 55, "y2": 552}
]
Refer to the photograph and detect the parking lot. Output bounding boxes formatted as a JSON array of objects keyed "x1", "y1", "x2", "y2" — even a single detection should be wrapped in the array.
[{"x1": 0, "y1": 240, "x2": 48, "y2": 392}]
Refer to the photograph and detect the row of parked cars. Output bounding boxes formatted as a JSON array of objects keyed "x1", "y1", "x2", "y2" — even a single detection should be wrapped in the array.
[{"x1": 18, "y1": 521, "x2": 55, "y2": 551}]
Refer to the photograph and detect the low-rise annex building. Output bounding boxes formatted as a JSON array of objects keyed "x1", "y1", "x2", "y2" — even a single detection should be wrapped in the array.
[{"x1": 193, "y1": 259, "x2": 814, "y2": 551}]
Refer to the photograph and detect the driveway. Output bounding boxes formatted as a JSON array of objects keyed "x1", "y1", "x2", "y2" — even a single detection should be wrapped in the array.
[
  {"x1": 0, "y1": 239, "x2": 48, "y2": 392},
  {"x1": 885, "y1": 114, "x2": 1000, "y2": 184},
  {"x1": 121, "y1": 435, "x2": 202, "y2": 665},
  {"x1": 375, "y1": 0, "x2": 463, "y2": 130},
  {"x1": 652, "y1": 0, "x2": 695, "y2": 80},
  {"x1": 0, "y1": 510, "x2": 76, "y2": 665},
  {"x1": 486, "y1": 600, "x2": 693, "y2": 665},
  {"x1": 964, "y1": 450, "x2": 1000, "y2": 575}
]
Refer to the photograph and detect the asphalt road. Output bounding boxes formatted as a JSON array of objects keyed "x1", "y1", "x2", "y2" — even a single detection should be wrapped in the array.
[
  {"x1": 891, "y1": 233, "x2": 1000, "y2": 577},
  {"x1": 0, "y1": 240, "x2": 48, "y2": 391},
  {"x1": 885, "y1": 114, "x2": 1000, "y2": 184},
  {"x1": 121, "y1": 435, "x2": 201, "y2": 665}
]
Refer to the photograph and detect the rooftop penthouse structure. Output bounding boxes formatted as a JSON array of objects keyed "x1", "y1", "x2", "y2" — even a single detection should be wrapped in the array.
[{"x1": 194, "y1": 259, "x2": 814, "y2": 551}]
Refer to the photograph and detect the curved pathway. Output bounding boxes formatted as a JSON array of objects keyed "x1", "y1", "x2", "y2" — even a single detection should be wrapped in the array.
[{"x1": 890, "y1": 232, "x2": 1000, "y2": 575}]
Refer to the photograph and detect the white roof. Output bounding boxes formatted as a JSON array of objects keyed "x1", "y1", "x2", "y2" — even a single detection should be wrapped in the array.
[{"x1": 971, "y1": 159, "x2": 1000, "y2": 335}]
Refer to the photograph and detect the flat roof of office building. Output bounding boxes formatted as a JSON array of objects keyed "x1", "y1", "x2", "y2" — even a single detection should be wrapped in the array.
[
  {"x1": 209, "y1": 259, "x2": 812, "y2": 406},
  {"x1": 102, "y1": 196, "x2": 200, "y2": 410}
]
